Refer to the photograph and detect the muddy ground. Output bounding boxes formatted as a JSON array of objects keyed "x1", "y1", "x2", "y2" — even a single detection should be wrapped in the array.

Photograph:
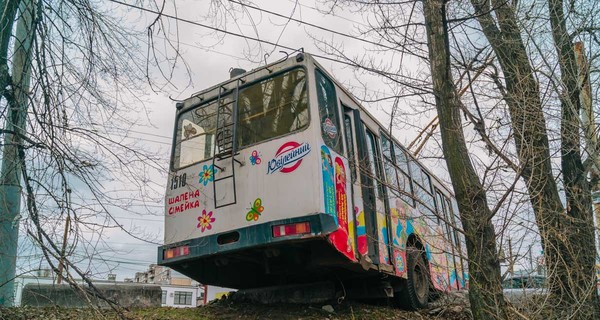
[{"x1": 0, "y1": 296, "x2": 471, "y2": 320}]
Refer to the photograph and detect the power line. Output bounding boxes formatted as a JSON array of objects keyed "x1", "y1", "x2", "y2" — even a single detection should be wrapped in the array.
[
  {"x1": 227, "y1": 0, "x2": 402, "y2": 53},
  {"x1": 107, "y1": 0, "x2": 429, "y2": 94},
  {"x1": 108, "y1": 0, "x2": 304, "y2": 57},
  {"x1": 282, "y1": 0, "x2": 369, "y2": 28},
  {"x1": 151, "y1": 34, "x2": 397, "y2": 97},
  {"x1": 110, "y1": 133, "x2": 172, "y2": 146},
  {"x1": 121, "y1": 129, "x2": 172, "y2": 140},
  {"x1": 110, "y1": 215, "x2": 163, "y2": 222}
]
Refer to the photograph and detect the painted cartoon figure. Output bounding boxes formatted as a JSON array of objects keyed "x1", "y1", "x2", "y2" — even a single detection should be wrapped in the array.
[
  {"x1": 246, "y1": 198, "x2": 264, "y2": 221},
  {"x1": 321, "y1": 146, "x2": 336, "y2": 220}
]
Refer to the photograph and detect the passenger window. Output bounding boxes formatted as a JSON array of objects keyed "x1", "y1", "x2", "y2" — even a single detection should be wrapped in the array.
[
  {"x1": 237, "y1": 68, "x2": 309, "y2": 148},
  {"x1": 380, "y1": 134, "x2": 413, "y2": 205},
  {"x1": 343, "y1": 114, "x2": 357, "y2": 181},
  {"x1": 412, "y1": 163, "x2": 435, "y2": 216},
  {"x1": 365, "y1": 129, "x2": 384, "y2": 198},
  {"x1": 315, "y1": 69, "x2": 343, "y2": 154},
  {"x1": 381, "y1": 135, "x2": 394, "y2": 161},
  {"x1": 392, "y1": 143, "x2": 413, "y2": 206},
  {"x1": 394, "y1": 143, "x2": 409, "y2": 173}
]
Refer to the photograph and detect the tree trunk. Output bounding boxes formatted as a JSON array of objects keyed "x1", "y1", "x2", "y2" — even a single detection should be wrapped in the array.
[
  {"x1": 423, "y1": 1, "x2": 509, "y2": 318},
  {"x1": 0, "y1": 0, "x2": 34, "y2": 306},
  {"x1": 470, "y1": 0, "x2": 598, "y2": 317},
  {"x1": 548, "y1": 0, "x2": 599, "y2": 316}
]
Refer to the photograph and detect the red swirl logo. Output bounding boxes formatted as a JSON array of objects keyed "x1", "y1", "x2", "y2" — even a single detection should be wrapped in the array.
[{"x1": 267, "y1": 141, "x2": 311, "y2": 174}]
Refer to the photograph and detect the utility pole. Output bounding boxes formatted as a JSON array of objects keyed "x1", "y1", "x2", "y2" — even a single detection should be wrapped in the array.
[
  {"x1": 508, "y1": 237, "x2": 514, "y2": 277},
  {"x1": 0, "y1": 0, "x2": 35, "y2": 306},
  {"x1": 56, "y1": 188, "x2": 72, "y2": 285}
]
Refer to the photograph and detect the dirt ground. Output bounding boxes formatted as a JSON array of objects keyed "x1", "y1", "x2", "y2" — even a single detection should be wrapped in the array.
[{"x1": 0, "y1": 298, "x2": 471, "y2": 320}]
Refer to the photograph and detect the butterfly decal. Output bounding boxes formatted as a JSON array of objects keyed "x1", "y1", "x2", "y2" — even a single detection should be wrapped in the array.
[
  {"x1": 183, "y1": 123, "x2": 197, "y2": 139},
  {"x1": 246, "y1": 198, "x2": 264, "y2": 221},
  {"x1": 249, "y1": 150, "x2": 261, "y2": 165}
]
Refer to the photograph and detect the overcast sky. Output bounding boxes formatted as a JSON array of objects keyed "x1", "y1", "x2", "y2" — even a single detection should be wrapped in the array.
[
  {"x1": 80, "y1": 0, "x2": 428, "y2": 281},
  {"x1": 16, "y1": 0, "x2": 542, "y2": 281}
]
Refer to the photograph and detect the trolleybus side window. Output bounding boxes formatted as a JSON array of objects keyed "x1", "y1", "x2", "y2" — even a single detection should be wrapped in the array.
[
  {"x1": 411, "y1": 161, "x2": 435, "y2": 216},
  {"x1": 365, "y1": 129, "x2": 384, "y2": 198},
  {"x1": 237, "y1": 68, "x2": 309, "y2": 148},
  {"x1": 394, "y1": 145, "x2": 414, "y2": 206},
  {"x1": 315, "y1": 69, "x2": 343, "y2": 154},
  {"x1": 343, "y1": 113, "x2": 357, "y2": 182},
  {"x1": 380, "y1": 134, "x2": 399, "y2": 198},
  {"x1": 435, "y1": 190, "x2": 449, "y2": 229},
  {"x1": 380, "y1": 134, "x2": 414, "y2": 206}
]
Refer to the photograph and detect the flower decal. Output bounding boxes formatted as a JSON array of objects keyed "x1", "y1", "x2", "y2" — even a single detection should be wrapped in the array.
[
  {"x1": 199, "y1": 164, "x2": 217, "y2": 186},
  {"x1": 197, "y1": 209, "x2": 215, "y2": 232}
]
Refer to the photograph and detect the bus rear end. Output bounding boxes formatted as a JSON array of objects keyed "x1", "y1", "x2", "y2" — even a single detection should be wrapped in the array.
[{"x1": 158, "y1": 54, "x2": 353, "y2": 288}]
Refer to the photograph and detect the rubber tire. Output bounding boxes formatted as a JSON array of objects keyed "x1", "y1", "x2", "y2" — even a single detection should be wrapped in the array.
[{"x1": 397, "y1": 247, "x2": 430, "y2": 310}]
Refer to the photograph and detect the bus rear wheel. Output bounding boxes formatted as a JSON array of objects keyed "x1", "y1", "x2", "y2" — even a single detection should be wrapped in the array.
[{"x1": 397, "y1": 247, "x2": 430, "y2": 310}]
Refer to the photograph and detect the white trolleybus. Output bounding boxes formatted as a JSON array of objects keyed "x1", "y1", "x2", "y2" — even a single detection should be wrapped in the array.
[{"x1": 158, "y1": 52, "x2": 467, "y2": 308}]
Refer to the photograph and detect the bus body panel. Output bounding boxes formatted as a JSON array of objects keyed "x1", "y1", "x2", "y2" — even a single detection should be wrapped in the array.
[
  {"x1": 159, "y1": 53, "x2": 468, "y2": 293},
  {"x1": 320, "y1": 145, "x2": 355, "y2": 261},
  {"x1": 164, "y1": 132, "x2": 322, "y2": 245}
]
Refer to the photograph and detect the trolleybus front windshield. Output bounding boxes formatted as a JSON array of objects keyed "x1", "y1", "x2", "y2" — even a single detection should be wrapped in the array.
[{"x1": 173, "y1": 68, "x2": 309, "y2": 169}]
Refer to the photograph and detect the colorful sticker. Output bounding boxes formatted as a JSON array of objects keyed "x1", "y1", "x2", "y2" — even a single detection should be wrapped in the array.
[
  {"x1": 197, "y1": 209, "x2": 215, "y2": 232},
  {"x1": 394, "y1": 250, "x2": 405, "y2": 274},
  {"x1": 386, "y1": 197, "x2": 467, "y2": 290},
  {"x1": 322, "y1": 118, "x2": 338, "y2": 139},
  {"x1": 246, "y1": 198, "x2": 264, "y2": 221},
  {"x1": 320, "y1": 146, "x2": 336, "y2": 220},
  {"x1": 267, "y1": 141, "x2": 311, "y2": 174},
  {"x1": 329, "y1": 157, "x2": 354, "y2": 260},
  {"x1": 199, "y1": 164, "x2": 217, "y2": 186},
  {"x1": 377, "y1": 211, "x2": 389, "y2": 264},
  {"x1": 347, "y1": 201, "x2": 356, "y2": 257},
  {"x1": 167, "y1": 190, "x2": 200, "y2": 215},
  {"x1": 183, "y1": 123, "x2": 198, "y2": 139},
  {"x1": 355, "y1": 206, "x2": 368, "y2": 255},
  {"x1": 249, "y1": 150, "x2": 262, "y2": 165}
]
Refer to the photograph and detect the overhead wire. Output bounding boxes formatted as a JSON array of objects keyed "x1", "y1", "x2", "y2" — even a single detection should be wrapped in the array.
[
  {"x1": 226, "y1": 0, "x2": 403, "y2": 53},
  {"x1": 281, "y1": 0, "x2": 369, "y2": 27},
  {"x1": 107, "y1": 0, "x2": 430, "y2": 94}
]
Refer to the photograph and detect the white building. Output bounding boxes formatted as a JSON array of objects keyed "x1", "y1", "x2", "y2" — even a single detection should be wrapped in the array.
[
  {"x1": 13, "y1": 268, "x2": 208, "y2": 308},
  {"x1": 134, "y1": 264, "x2": 207, "y2": 307},
  {"x1": 160, "y1": 283, "x2": 204, "y2": 307}
]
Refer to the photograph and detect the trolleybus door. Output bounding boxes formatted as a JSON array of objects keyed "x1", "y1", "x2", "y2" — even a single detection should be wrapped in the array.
[
  {"x1": 345, "y1": 108, "x2": 389, "y2": 267},
  {"x1": 342, "y1": 106, "x2": 359, "y2": 259},
  {"x1": 363, "y1": 128, "x2": 391, "y2": 267}
]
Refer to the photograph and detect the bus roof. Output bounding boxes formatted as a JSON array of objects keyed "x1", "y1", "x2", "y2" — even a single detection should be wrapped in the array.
[{"x1": 178, "y1": 52, "x2": 455, "y2": 198}]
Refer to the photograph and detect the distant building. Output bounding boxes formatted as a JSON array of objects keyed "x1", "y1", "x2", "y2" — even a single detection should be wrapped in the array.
[
  {"x1": 13, "y1": 267, "x2": 209, "y2": 308},
  {"x1": 15, "y1": 269, "x2": 162, "y2": 307},
  {"x1": 134, "y1": 264, "x2": 207, "y2": 307}
]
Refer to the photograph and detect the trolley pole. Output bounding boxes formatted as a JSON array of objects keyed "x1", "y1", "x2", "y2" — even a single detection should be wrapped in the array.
[{"x1": 0, "y1": 0, "x2": 35, "y2": 306}]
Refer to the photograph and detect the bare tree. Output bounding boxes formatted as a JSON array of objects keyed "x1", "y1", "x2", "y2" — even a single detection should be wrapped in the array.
[
  {"x1": 313, "y1": 0, "x2": 599, "y2": 318},
  {"x1": 0, "y1": 0, "x2": 186, "y2": 310},
  {"x1": 422, "y1": 0, "x2": 509, "y2": 318},
  {"x1": 468, "y1": 0, "x2": 599, "y2": 317}
]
